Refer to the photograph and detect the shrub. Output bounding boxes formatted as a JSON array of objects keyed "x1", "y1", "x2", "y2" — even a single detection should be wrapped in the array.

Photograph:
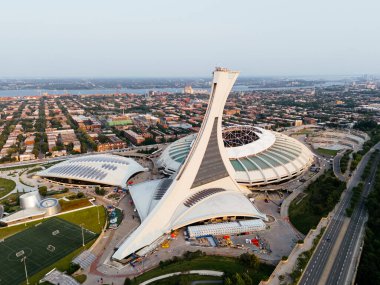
[
  {"x1": 66, "y1": 263, "x2": 80, "y2": 275},
  {"x1": 38, "y1": 186, "x2": 48, "y2": 196},
  {"x1": 239, "y1": 253, "x2": 259, "y2": 269},
  {"x1": 74, "y1": 274, "x2": 87, "y2": 283},
  {"x1": 95, "y1": 187, "x2": 106, "y2": 196}
]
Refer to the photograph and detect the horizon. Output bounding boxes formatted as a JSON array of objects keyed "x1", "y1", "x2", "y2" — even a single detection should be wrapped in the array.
[{"x1": 0, "y1": 73, "x2": 376, "y2": 80}]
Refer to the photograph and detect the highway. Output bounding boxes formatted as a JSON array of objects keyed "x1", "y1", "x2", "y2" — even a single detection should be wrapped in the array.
[
  {"x1": 326, "y1": 152, "x2": 379, "y2": 285},
  {"x1": 299, "y1": 145, "x2": 379, "y2": 285}
]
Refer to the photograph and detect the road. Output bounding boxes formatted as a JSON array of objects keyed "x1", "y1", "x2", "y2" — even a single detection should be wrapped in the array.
[
  {"x1": 333, "y1": 150, "x2": 346, "y2": 182},
  {"x1": 326, "y1": 151, "x2": 379, "y2": 285},
  {"x1": 299, "y1": 144, "x2": 379, "y2": 285},
  {"x1": 0, "y1": 143, "x2": 168, "y2": 170}
]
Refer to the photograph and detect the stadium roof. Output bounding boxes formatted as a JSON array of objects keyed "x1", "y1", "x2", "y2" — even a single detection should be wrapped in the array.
[
  {"x1": 38, "y1": 154, "x2": 146, "y2": 187},
  {"x1": 157, "y1": 125, "x2": 314, "y2": 186}
]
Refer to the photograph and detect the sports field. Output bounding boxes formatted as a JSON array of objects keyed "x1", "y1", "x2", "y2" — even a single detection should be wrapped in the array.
[{"x1": 0, "y1": 217, "x2": 97, "y2": 285}]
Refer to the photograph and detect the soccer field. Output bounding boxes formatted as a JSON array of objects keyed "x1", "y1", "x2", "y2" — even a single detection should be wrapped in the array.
[{"x1": 0, "y1": 217, "x2": 97, "y2": 285}]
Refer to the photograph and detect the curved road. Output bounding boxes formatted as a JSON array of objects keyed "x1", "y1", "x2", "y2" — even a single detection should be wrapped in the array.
[{"x1": 333, "y1": 150, "x2": 346, "y2": 182}]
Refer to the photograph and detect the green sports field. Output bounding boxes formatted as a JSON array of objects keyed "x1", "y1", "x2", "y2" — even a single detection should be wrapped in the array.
[{"x1": 0, "y1": 217, "x2": 97, "y2": 285}]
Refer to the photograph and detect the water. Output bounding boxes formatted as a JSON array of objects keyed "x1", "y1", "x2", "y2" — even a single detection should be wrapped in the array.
[
  {"x1": 0, "y1": 82, "x2": 343, "y2": 97},
  {"x1": 0, "y1": 86, "x2": 250, "y2": 97}
]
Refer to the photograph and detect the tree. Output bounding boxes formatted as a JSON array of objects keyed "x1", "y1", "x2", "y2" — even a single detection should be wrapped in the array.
[
  {"x1": 98, "y1": 134, "x2": 109, "y2": 144},
  {"x1": 77, "y1": 192, "x2": 85, "y2": 198},
  {"x1": 239, "y1": 253, "x2": 259, "y2": 270},
  {"x1": 124, "y1": 278, "x2": 132, "y2": 285},
  {"x1": 234, "y1": 273, "x2": 246, "y2": 285},
  {"x1": 241, "y1": 273, "x2": 253, "y2": 285},
  {"x1": 66, "y1": 262, "x2": 80, "y2": 275},
  {"x1": 95, "y1": 187, "x2": 106, "y2": 196},
  {"x1": 38, "y1": 186, "x2": 48, "y2": 196}
]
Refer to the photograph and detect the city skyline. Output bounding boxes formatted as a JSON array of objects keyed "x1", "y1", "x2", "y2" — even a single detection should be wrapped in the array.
[{"x1": 1, "y1": 0, "x2": 379, "y2": 77}]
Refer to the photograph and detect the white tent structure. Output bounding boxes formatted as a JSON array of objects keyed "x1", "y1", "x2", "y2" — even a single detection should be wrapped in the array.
[
  {"x1": 113, "y1": 68, "x2": 267, "y2": 261},
  {"x1": 38, "y1": 154, "x2": 146, "y2": 188}
]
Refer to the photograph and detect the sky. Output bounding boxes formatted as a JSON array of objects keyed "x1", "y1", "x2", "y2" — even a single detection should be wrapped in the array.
[{"x1": 0, "y1": 0, "x2": 379, "y2": 77}]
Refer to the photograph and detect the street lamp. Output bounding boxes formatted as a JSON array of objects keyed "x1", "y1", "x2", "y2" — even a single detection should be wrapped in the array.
[
  {"x1": 80, "y1": 224, "x2": 85, "y2": 247},
  {"x1": 21, "y1": 256, "x2": 29, "y2": 285}
]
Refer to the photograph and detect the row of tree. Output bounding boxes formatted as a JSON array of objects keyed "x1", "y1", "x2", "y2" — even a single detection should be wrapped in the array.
[{"x1": 356, "y1": 158, "x2": 380, "y2": 284}]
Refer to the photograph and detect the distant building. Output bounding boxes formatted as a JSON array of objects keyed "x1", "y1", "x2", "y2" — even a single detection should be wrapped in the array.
[
  {"x1": 124, "y1": 130, "x2": 145, "y2": 145},
  {"x1": 294, "y1": 120, "x2": 303, "y2": 127},
  {"x1": 184, "y1": 85, "x2": 194, "y2": 94},
  {"x1": 72, "y1": 115, "x2": 101, "y2": 132},
  {"x1": 24, "y1": 136, "x2": 35, "y2": 146},
  {"x1": 304, "y1": 117, "x2": 317, "y2": 125},
  {"x1": 224, "y1": 108, "x2": 240, "y2": 115},
  {"x1": 97, "y1": 135, "x2": 126, "y2": 152}
]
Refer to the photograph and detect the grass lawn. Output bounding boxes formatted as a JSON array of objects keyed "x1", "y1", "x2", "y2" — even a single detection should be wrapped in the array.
[
  {"x1": 0, "y1": 164, "x2": 37, "y2": 172},
  {"x1": 74, "y1": 274, "x2": 87, "y2": 284},
  {"x1": 0, "y1": 192, "x2": 20, "y2": 204},
  {"x1": 133, "y1": 255, "x2": 274, "y2": 285},
  {"x1": 0, "y1": 177, "x2": 16, "y2": 198},
  {"x1": 59, "y1": 205, "x2": 106, "y2": 234},
  {"x1": 59, "y1": 198, "x2": 92, "y2": 212},
  {"x1": 26, "y1": 167, "x2": 43, "y2": 174},
  {"x1": 315, "y1": 148, "x2": 339, "y2": 157},
  {"x1": 50, "y1": 192, "x2": 75, "y2": 199},
  {"x1": 0, "y1": 205, "x2": 106, "y2": 238}
]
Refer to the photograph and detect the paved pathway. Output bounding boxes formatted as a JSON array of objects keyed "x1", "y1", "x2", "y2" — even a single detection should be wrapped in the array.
[
  {"x1": 0, "y1": 169, "x2": 36, "y2": 200},
  {"x1": 139, "y1": 270, "x2": 223, "y2": 285}
]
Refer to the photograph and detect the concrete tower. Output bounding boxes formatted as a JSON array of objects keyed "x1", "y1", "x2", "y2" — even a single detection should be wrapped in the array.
[{"x1": 113, "y1": 68, "x2": 266, "y2": 261}]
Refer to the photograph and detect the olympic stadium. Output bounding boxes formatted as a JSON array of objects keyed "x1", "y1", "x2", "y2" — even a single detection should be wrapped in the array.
[
  {"x1": 112, "y1": 68, "x2": 314, "y2": 261},
  {"x1": 157, "y1": 125, "x2": 314, "y2": 186}
]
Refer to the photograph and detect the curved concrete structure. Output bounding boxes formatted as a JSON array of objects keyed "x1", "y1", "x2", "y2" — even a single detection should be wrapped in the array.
[
  {"x1": 158, "y1": 125, "x2": 314, "y2": 186},
  {"x1": 37, "y1": 154, "x2": 146, "y2": 188},
  {"x1": 20, "y1": 191, "x2": 41, "y2": 209},
  {"x1": 39, "y1": 198, "x2": 61, "y2": 216},
  {"x1": 113, "y1": 68, "x2": 266, "y2": 261}
]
